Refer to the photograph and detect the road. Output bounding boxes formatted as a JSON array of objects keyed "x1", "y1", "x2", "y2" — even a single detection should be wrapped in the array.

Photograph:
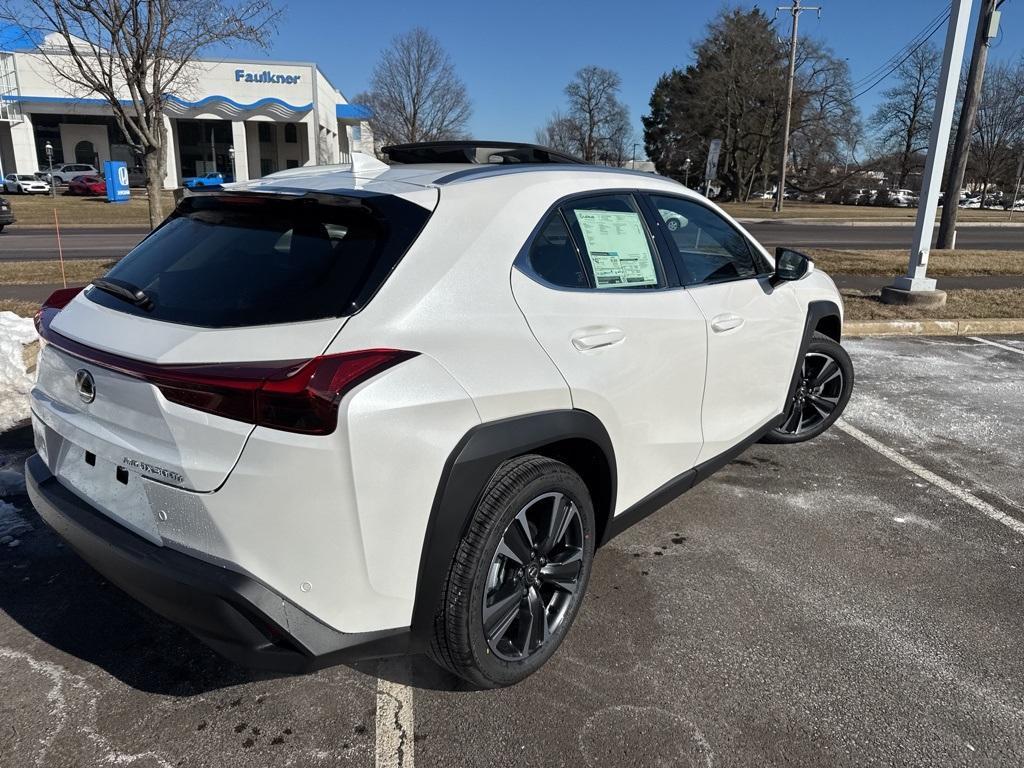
[
  {"x1": 1, "y1": 221, "x2": 1023, "y2": 261},
  {"x1": 2, "y1": 335, "x2": 1024, "y2": 767}
]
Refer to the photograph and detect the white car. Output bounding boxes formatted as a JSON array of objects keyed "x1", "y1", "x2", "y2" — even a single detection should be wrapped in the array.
[
  {"x1": 26, "y1": 142, "x2": 853, "y2": 687},
  {"x1": 42, "y1": 163, "x2": 99, "y2": 185},
  {"x1": 3, "y1": 173, "x2": 50, "y2": 195}
]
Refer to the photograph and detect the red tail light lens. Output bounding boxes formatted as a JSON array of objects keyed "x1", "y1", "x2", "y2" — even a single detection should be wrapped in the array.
[
  {"x1": 34, "y1": 309, "x2": 416, "y2": 435},
  {"x1": 257, "y1": 350, "x2": 416, "y2": 434},
  {"x1": 155, "y1": 350, "x2": 417, "y2": 435}
]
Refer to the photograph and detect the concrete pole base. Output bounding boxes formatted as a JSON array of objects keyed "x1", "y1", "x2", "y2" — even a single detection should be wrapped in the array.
[{"x1": 879, "y1": 286, "x2": 948, "y2": 308}]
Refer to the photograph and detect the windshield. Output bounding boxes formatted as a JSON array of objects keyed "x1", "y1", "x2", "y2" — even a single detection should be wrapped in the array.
[{"x1": 86, "y1": 192, "x2": 432, "y2": 328}]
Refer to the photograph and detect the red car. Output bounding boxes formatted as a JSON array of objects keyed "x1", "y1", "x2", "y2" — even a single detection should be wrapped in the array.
[{"x1": 66, "y1": 175, "x2": 106, "y2": 196}]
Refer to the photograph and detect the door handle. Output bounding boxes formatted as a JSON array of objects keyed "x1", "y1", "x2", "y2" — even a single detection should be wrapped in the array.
[
  {"x1": 571, "y1": 328, "x2": 626, "y2": 351},
  {"x1": 710, "y1": 313, "x2": 744, "y2": 333}
]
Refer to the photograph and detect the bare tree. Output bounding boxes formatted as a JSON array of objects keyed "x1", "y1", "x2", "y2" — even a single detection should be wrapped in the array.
[
  {"x1": 868, "y1": 43, "x2": 940, "y2": 190},
  {"x1": 0, "y1": 0, "x2": 278, "y2": 228},
  {"x1": 970, "y1": 59, "x2": 1024, "y2": 206},
  {"x1": 538, "y1": 66, "x2": 632, "y2": 164},
  {"x1": 359, "y1": 28, "x2": 471, "y2": 148}
]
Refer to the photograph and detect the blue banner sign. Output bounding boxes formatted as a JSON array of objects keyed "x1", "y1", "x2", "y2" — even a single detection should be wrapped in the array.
[{"x1": 104, "y1": 161, "x2": 130, "y2": 204}]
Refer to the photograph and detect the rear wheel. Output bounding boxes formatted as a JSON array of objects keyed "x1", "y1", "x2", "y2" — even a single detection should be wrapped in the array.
[
  {"x1": 763, "y1": 332, "x2": 853, "y2": 444},
  {"x1": 430, "y1": 455, "x2": 595, "y2": 688}
]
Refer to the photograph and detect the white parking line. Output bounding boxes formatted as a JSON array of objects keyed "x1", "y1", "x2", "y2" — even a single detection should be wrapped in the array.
[
  {"x1": 375, "y1": 663, "x2": 415, "y2": 768},
  {"x1": 836, "y1": 420, "x2": 1024, "y2": 537},
  {"x1": 967, "y1": 336, "x2": 1024, "y2": 356}
]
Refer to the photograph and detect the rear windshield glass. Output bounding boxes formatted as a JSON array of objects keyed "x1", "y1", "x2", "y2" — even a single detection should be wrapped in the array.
[{"x1": 87, "y1": 193, "x2": 432, "y2": 328}]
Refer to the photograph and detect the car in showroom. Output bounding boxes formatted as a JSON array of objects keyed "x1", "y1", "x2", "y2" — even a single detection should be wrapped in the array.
[
  {"x1": 42, "y1": 163, "x2": 100, "y2": 185},
  {"x1": 26, "y1": 142, "x2": 853, "y2": 688},
  {"x1": 183, "y1": 171, "x2": 231, "y2": 188},
  {"x1": 3, "y1": 173, "x2": 50, "y2": 195},
  {"x1": 65, "y1": 175, "x2": 107, "y2": 196},
  {"x1": 0, "y1": 195, "x2": 14, "y2": 231}
]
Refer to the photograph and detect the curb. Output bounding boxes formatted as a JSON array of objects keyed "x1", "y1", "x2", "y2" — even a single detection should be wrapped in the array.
[{"x1": 845, "y1": 318, "x2": 1024, "y2": 337}]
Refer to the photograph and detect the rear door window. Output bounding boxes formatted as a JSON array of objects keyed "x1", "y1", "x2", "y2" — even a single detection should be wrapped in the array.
[
  {"x1": 87, "y1": 193, "x2": 431, "y2": 327},
  {"x1": 560, "y1": 194, "x2": 664, "y2": 290}
]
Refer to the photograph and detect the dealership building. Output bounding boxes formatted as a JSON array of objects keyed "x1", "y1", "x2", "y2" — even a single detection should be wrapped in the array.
[{"x1": 0, "y1": 37, "x2": 373, "y2": 188}]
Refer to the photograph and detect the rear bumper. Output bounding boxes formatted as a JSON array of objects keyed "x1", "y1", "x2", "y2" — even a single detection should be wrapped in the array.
[{"x1": 25, "y1": 454, "x2": 410, "y2": 672}]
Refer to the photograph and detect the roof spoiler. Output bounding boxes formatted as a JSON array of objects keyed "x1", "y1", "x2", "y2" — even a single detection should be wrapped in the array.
[{"x1": 382, "y1": 141, "x2": 586, "y2": 166}]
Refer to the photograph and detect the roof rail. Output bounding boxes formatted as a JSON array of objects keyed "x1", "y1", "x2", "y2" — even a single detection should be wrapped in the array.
[{"x1": 381, "y1": 141, "x2": 586, "y2": 166}]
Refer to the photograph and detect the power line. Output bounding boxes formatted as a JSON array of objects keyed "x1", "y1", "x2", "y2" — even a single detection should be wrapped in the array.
[
  {"x1": 847, "y1": 7, "x2": 952, "y2": 102},
  {"x1": 848, "y1": 3, "x2": 952, "y2": 91}
]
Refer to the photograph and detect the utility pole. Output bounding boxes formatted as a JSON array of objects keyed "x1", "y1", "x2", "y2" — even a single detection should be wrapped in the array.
[
  {"x1": 881, "y1": 0, "x2": 974, "y2": 308},
  {"x1": 936, "y1": 0, "x2": 1003, "y2": 248},
  {"x1": 773, "y1": 0, "x2": 820, "y2": 213}
]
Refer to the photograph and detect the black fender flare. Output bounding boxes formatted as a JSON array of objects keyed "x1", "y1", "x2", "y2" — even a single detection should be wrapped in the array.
[
  {"x1": 409, "y1": 409, "x2": 615, "y2": 647},
  {"x1": 785, "y1": 299, "x2": 843, "y2": 406}
]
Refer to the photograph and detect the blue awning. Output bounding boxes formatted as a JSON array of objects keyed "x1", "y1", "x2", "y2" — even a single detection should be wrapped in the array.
[{"x1": 336, "y1": 103, "x2": 372, "y2": 120}]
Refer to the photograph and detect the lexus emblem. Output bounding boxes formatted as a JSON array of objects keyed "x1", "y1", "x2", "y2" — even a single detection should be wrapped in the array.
[{"x1": 75, "y1": 369, "x2": 96, "y2": 404}]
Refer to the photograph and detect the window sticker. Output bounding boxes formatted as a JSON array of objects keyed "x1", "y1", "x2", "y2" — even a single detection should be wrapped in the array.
[{"x1": 574, "y1": 209, "x2": 658, "y2": 289}]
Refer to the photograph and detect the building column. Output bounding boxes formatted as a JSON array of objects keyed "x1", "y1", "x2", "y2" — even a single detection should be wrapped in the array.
[
  {"x1": 162, "y1": 114, "x2": 180, "y2": 190},
  {"x1": 10, "y1": 113, "x2": 37, "y2": 174},
  {"x1": 303, "y1": 114, "x2": 317, "y2": 167},
  {"x1": 230, "y1": 120, "x2": 249, "y2": 182}
]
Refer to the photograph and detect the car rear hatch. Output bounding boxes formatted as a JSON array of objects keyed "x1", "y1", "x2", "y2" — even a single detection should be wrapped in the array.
[{"x1": 32, "y1": 188, "x2": 435, "y2": 538}]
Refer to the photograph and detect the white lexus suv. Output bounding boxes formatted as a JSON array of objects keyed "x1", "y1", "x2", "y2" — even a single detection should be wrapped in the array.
[{"x1": 26, "y1": 142, "x2": 853, "y2": 687}]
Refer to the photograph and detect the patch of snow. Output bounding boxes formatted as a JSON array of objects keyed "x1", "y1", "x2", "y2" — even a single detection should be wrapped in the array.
[
  {"x1": 0, "y1": 311, "x2": 38, "y2": 433},
  {"x1": 0, "y1": 467, "x2": 26, "y2": 497},
  {"x1": 0, "y1": 498, "x2": 31, "y2": 538}
]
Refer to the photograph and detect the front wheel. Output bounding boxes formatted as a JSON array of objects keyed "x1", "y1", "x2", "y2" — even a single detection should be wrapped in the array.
[
  {"x1": 430, "y1": 455, "x2": 595, "y2": 688},
  {"x1": 762, "y1": 332, "x2": 854, "y2": 444}
]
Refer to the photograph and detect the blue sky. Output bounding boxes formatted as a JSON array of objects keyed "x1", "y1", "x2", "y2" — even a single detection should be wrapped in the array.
[{"x1": 16, "y1": 2, "x2": 1024, "y2": 149}]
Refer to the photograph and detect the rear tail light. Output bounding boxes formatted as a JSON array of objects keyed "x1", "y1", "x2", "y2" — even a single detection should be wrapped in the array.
[
  {"x1": 34, "y1": 310, "x2": 416, "y2": 435},
  {"x1": 35, "y1": 286, "x2": 85, "y2": 334},
  {"x1": 153, "y1": 350, "x2": 417, "y2": 435}
]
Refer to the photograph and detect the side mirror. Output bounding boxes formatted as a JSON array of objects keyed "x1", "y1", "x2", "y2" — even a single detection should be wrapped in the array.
[{"x1": 772, "y1": 247, "x2": 813, "y2": 286}]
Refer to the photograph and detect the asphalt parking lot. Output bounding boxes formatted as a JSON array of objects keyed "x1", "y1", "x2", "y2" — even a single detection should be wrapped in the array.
[{"x1": 1, "y1": 334, "x2": 1023, "y2": 767}]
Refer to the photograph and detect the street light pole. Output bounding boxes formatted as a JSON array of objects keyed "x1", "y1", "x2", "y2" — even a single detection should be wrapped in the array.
[
  {"x1": 683, "y1": 157, "x2": 692, "y2": 187},
  {"x1": 631, "y1": 143, "x2": 638, "y2": 170},
  {"x1": 881, "y1": 0, "x2": 974, "y2": 308}
]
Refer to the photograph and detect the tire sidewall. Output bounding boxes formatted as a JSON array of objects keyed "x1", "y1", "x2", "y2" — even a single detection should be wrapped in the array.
[
  {"x1": 767, "y1": 334, "x2": 854, "y2": 444},
  {"x1": 464, "y1": 466, "x2": 595, "y2": 687}
]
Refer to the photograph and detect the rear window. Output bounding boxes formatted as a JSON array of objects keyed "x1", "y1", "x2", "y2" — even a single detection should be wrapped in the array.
[{"x1": 87, "y1": 193, "x2": 431, "y2": 328}]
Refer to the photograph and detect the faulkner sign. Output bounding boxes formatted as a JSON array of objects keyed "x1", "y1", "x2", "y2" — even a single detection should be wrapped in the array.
[{"x1": 234, "y1": 69, "x2": 302, "y2": 85}]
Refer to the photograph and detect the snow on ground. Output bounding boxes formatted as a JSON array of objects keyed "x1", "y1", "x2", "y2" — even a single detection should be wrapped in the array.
[
  {"x1": 0, "y1": 311, "x2": 38, "y2": 433},
  {"x1": 0, "y1": 498, "x2": 30, "y2": 538},
  {"x1": 0, "y1": 467, "x2": 26, "y2": 496}
]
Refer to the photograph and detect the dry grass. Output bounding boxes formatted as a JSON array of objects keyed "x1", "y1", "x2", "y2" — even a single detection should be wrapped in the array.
[
  {"x1": 0, "y1": 258, "x2": 116, "y2": 285},
  {"x1": 843, "y1": 288, "x2": 1024, "y2": 321},
  {"x1": 1, "y1": 192, "x2": 173, "y2": 226},
  {"x1": 722, "y1": 201, "x2": 1018, "y2": 222},
  {"x1": 807, "y1": 249, "x2": 1024, "y2": 276},
  {"x1": 0, "y1": 298, "x2": 40, "y2": 317}
]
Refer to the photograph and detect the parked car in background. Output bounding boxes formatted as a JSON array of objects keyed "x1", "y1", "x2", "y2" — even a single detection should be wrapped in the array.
[
  {"x1": 3, "y1": 173, "x2": 50, "y2": 195},
  {"x1": 43, "y1": 163, "x2": 100, "y2": 185},
  {"x1": 889, "y1": 189, "x2": 918, "y2": 208},
  {"x1": 0, "y1": 196, "x2": 14, "y2": 231},
  {"x1": 26, "y1": 141, "x2": 852, "y2": 688},
  {"x1": 659, "y1": 207, "x2": 688, "y2": 231},
  {"x1": 66, "y1": 175, "x2": 106, "y2": 196},
  {"x1": 183, "y1": 171, "x2": 231, "y2": 188}
]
